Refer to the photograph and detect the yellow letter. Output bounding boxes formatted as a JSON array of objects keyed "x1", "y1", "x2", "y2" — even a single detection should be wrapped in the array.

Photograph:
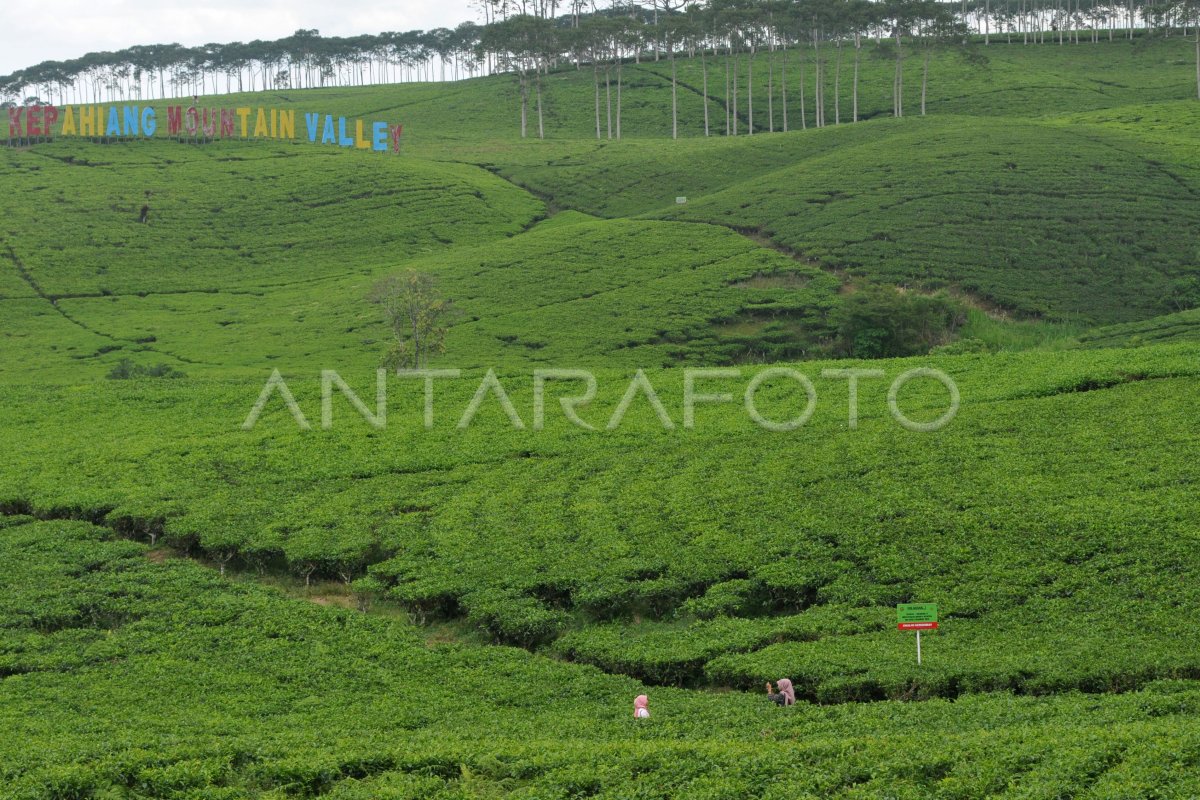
[
  {"x1": 278, "y1": 110, "x2": 295, "y2": 140},
  {"x1": 61, "y1": 106, "x2": 76, "y2": 136},
  {"x1": 355, "y1": 119, "x2": 371, "y2": 149},
  {"x1": 236, "y1": 107, "x2": 251, "y2": 137},
  {"x1": 253, "y1": 107, "x2": 268, "y2": 138}
]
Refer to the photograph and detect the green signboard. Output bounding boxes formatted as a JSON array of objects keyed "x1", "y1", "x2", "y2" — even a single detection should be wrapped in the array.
[
  {"x1": 897, "y1": 603, "x2": 937, "y2": 663},
  {"x1": 897, "y1": 604, "x2": 938, "y2": 632},
  {"x1": 897, "y1": 603, "x2": 938, "y2": 624}
]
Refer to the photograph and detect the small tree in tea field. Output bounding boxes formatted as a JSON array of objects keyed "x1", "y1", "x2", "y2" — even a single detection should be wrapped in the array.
[{"x1": 368, "y1": 270, "x2": 457, "y2": 370}]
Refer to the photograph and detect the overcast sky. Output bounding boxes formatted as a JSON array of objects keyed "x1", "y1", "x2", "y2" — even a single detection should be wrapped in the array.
[{"x1": 0, "y1": 0, "x2": 481, "y2": 76}]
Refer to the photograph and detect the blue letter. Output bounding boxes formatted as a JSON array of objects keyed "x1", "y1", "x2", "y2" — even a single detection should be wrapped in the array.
[
  {"x1": 305, "y1": 112, "x2": 319, "y2": 143},
  {"x1": 124, "y1": 106, "x2": 139, "y2": 136},
  {"x1": 372, "y1": 121, "x2": 388, "y2": 152},
  {"x1": 321, "y1": 115, "x2": 336, "y2": 145},
  {"x1": 337, "y1": 117, "x2": 353, "y2": 147},
  {"x1": 106, "y1": 106, "x2": 121, "y2": 137},
  {"x1": 141, "y1": 107, "x2": 156, "y2": 137}
]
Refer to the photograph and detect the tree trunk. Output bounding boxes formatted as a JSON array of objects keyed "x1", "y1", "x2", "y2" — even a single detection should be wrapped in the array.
[
  {"x1": 732, "y1": 50, "x2": 739, "y2": 135},
  {"x1": 671, "y1": 49, "x2": 678, "y2": 139},
  {"x1": 594, "y1": 64, "x2": 601, "y2": 139},
  {"x1": 520, "y1": 72, "x2": 528, "y2": 137},
  {"x1": 410, "y1": 316, "x2": 423, "y2": 368},
  {"x1": 782, "y1": 45, "x2": 789, "y2": 132},
  {"x1": 747, "y1": 46, "x2": 754, "y2": 134},
  {"x1": 616, "y1": 60, "x2": 622, "y2": 139},
  {"x1": 834, "y1": 41, "x2": 842, "y2": 125},
  {"x1": 853, "y1": 34, "x2": 860, "y2": 122},
  {"x1": 536, "y1": 71, "x2": 544, "y2": 139},
  {"x1": 654, "y1": 3, "x2": 660, "y2": 61},
  {"x1": 725, "y1": 47, "x2": 731, "y2": 135},
  {"x1": 814, "y1": 34, "x2": 823, "y2": 127},
  {"x1": 768, "y1": 50, "x2": 774, "y2": 132},
  {"x1": 921, "y1": 50, "x2": 929, "y2": 115},
  {"x1": 606, "y1": 67, "x2": 612, "y2": 139},
  {"x1": 1196, "y1": 24, "x2": 1200, "y2": 100},
  {"x1": 799, "y1": 50, "x2": 807, "y2": 129}
]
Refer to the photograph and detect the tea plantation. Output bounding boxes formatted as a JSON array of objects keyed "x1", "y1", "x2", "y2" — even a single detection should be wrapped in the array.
[{"x1": 2, "y1": 36, "x2": 1200, "y2": 799}]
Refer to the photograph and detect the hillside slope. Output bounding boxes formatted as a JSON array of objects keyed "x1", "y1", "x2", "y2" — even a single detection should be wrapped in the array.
[
  {"x1": 3, "y1": 345, "x2": 1198, "y2": 703},
  {"x1": 494, "y1": 112, "x2": 1200, "y2": 325},
  {"x1": 0, "y1": 142, "x2": 543, "y2": 380},
  {"x1": 4, "y1": 38, "x2": 1200, "y2": 799},
  {"x1": 5, "y1": 517, "x2": 1200, "y2": 798}
]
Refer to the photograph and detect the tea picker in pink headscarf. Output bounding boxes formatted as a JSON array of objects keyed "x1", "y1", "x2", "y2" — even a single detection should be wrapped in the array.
[
  {"x1": 765, "y1": 678, "x2": 795, "y2": 706},
  {"x1": 633, "y1": 694, "x2": 650, "y2": 718}
]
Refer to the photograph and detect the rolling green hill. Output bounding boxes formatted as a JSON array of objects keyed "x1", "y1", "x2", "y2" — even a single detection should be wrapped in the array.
[
  {"x1": 493, "y1": 111, "x2": 1200, "y2": 325},
  {"x1": 7, "y1": 103, "x2": 1199, "y2": 382},
  {"x1": 0, "y1": 141, "x2": 544, "y2": 381},
  {"x1": 5, "y1": 517, "x2": 1200, "y2": 798},
  {"x1": 3, "y1": 36, "x2": 1200, "y2": 800},
  {"x1": 3, "y1": 345, "x2": 1198, "y2": 697},
  {"x1": 1076, "y1": 307, "x2": 1200, "y2": 347}
]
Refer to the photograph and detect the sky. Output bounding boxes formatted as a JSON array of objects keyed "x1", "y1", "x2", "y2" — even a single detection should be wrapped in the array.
[{"x1": 0, "y1": 0, "x2": 480, "y2": 76}]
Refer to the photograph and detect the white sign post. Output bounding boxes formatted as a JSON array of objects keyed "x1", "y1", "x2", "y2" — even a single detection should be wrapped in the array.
[{"x1": 897, "y1": 604, "x2": 938, "y2": 666}]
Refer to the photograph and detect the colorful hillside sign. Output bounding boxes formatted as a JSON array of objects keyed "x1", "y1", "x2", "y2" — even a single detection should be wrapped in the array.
[
  {"x1": 6, "y1": 102, "x2": 403, "y2": 153},
  {"x1": 897, "y1": 603, "x2": 937, "y2": 665}
]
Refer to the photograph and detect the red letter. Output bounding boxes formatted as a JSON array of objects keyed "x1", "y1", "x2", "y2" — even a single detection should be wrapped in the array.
[
  {"x1": 167, "y1": 106, "x2": 183, "y2": 135},
  {"x1": 43, "y1": 106, "x2": 59, "y2": 135},
  {"x1": 8, "y1": 106, "x2": 23, "y2": 138},
  {"x1": 27, "y1": 106, "x2": 43, "y2": 136}
]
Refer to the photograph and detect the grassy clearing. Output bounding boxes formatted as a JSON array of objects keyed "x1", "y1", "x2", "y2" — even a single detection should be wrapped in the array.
[{"x1": 957, "y1": 308, "x2": 1084, "y2": 351}]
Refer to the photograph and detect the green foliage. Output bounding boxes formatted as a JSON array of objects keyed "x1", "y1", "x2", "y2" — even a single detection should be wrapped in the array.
[
  {"x1": 6, "y1": 518, "x2": 1200, "y2": 799},
  {"x1": 1075, "y1": 307, "x2": 1200, "y2": 349},
  {"x1": 1165, "y1": 276, "x2": 1200, "y2": 312},
  {"x1": 3, "y1": 345, "x2": 1199, "y2": 706},
  {"x1": 577, "y1": 113, "x2": 1200, "y2": 326},
  {"x1": 955, "y1": 308, "x2": 1083, "y2": 352},
  {"x1": 368, "y1": 270, "x2": 459, "y2": 370},
  {"x1": 930, "y1": 337, "x2": 990, "y2": 355},
  {"x1": 0, "y1": 141, "x2": 542, "y2": 382},
  {"x1": 832, "y1": 286, "x2": 965, "y2": 358},
  {"x1": 4, "y1": 39, "x2": 1200, "y2": 797},
  {"x1": 106, "y1": 357, "x2": 187, "y2": 380}
]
